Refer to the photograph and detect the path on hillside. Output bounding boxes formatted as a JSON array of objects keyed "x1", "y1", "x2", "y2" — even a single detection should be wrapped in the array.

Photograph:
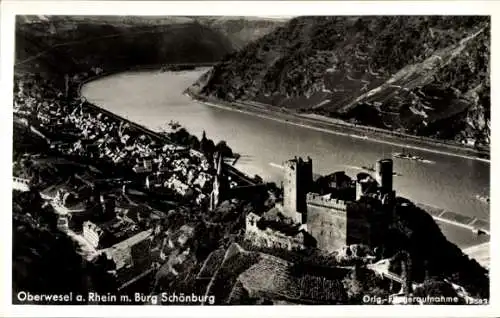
[{"x1": 341, "y1": 27, "x2": 486, "y2": 113}]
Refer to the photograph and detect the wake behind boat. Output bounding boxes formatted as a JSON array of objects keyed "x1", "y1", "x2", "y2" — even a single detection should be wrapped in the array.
[
  {"x1": 361, "y1": 164, "x2": 401, "y2": 176},
  {"x1": 393, "y1": 149, "x2": 434, "y2": 164},
  {"x1": 361, "y1": 164, "x2": 376, "y2": 172}
]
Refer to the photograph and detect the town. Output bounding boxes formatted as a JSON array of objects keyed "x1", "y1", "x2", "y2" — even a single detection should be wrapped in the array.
[{"x1": 12, "y1": 60, "x2": 489, "y2": 305}]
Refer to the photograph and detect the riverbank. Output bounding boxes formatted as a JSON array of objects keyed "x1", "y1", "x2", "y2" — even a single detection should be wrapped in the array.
[
  {"x1": 81, "y1": 68, "x2": 489, "y2": 250},
  {"x1": 187, "y1": 92, "x2": 490, "y2": 163},
  {"x1": 77, "y1": 68, "x2": 257, "y2": 186}
]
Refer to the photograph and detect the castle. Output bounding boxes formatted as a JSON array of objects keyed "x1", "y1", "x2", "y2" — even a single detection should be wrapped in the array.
[{"x1": 282, "y1": 157, "x2": 396, "y2": 252}]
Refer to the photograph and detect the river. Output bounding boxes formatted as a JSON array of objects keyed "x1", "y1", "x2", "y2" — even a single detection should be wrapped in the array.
[{"x1": 82, "y1": 68, "x2": 490, "y2": 248}]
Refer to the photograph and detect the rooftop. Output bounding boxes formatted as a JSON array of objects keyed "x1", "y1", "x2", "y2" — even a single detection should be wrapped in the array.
[
  {"x1": 97, "y1": 216, "x2": 140, "y2": 247},
  {"x1": 103, "y1": 228, "x2": 154, "y2": 271}
]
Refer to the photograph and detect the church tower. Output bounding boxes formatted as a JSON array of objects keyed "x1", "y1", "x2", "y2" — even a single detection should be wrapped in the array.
[{"x1": 209, "y1": 152, "x2": 224, "y2": 211}]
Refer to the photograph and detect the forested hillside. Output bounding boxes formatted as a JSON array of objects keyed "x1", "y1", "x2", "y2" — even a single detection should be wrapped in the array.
[
  {"x1": 198, "y1": 16, "x2": 490, "y2": 147},
  {"x1": 15, "y1": 16, "x2": 284, "y2": 76}
]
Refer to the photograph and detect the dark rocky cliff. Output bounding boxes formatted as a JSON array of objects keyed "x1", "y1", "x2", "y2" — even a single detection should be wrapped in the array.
[{"x1": 197, "y1": 16, "x2": 490, "y2": 148}]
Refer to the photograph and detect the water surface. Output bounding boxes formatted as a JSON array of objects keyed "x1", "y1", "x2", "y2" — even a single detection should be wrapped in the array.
[{"x1": 82, "y1": 69, "x2": 490, "y2": 223}]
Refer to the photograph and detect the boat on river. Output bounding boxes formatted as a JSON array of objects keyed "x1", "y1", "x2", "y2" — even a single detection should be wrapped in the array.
[
  {"x1": 349, "y1": 134, "x2": 369, "y2": 140},
  {"x1": 393, "y1": 149, "x2": 432, "y2": 163},
  {"x1": 475, "y1": 194, "x2": 490, "y2": 204}
]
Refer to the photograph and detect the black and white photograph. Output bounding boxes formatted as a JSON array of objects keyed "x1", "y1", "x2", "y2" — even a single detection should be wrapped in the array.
[{"x1": 2, "y1": 0, "x2": 496, "y2": 315}]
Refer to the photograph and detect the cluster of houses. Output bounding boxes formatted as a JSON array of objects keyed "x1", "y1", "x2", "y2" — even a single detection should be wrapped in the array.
[
  {"x1": 13, "y1": 66, "x2": 261, "y2": 296},
  {"x1": 13, "y1": 70, "x2": 227, "y2": 208},
  {"x1": 12, "y1": 69, "x2": 222, "y2": 290}
]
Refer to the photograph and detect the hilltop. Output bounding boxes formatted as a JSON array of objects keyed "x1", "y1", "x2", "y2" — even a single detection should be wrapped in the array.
[
  {"x1": 15, "y1": 15, "x2": 285, "y2": 76},
  {"x1": 194, "y1": 16, "x2": 288, "y2": 50},
  {"x1": 196, "y1": 16, "x2": 490, "y2": 148}
]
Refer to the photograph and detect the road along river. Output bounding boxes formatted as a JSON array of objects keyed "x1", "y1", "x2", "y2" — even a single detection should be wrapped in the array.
[{"x1": 82, "y1": 68, "x2": 490, "y2": 249}]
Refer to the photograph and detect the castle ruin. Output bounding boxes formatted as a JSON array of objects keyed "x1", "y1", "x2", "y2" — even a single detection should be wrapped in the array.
[{"x1": 283, "y1": 156, "x2": 395, "y2": 252}]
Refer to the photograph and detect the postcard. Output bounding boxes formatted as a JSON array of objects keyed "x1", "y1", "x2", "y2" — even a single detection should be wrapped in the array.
[{"x1": 1, "y1": 1, "x2": 497, "y2": 317}]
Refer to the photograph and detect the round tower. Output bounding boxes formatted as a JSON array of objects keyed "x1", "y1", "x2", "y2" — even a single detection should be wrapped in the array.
[{"x1": 375, "y1": 159, "x2": 393, "y2": 194}]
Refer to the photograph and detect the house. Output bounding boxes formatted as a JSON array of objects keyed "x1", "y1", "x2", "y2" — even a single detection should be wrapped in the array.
[
  {"x1": 157, "y1": 160, "x2": 170, "y2": 172},
  {"x1": 133, "y1": 159, "x2": 153, "y2": 173},
  {"x1": 145, "y1": 173, "x2": 167, "y2": 190},
  {"x1": 166, "y1": 177, "x2": 190, "y2": 196},
  {"x1": 83, "y1": 221, "x2": 105, "y2": 249},
  {"x1": 86, "y1": 216, "x2": 141, "y2": 250},
  {"x1": 102, "y1": 228, "x2": 154, "y2": 271}
]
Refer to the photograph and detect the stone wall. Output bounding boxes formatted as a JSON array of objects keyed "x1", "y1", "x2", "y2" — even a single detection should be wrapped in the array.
[
  {"x1": 305, "y1": 194, "x2": 390, "y2": 252},
  {"x1": 346, "y1": 200, "x2": 389, "y2": 247},
  {"x1": 244, "y1": 230, "x2": 305, "y2": 251},
  {"x1": 306, "y1": 203, "x2": 347, "y2": 252},
  {"x1": 306, "y1": 193, "x2": 348, "y2": 211},
  {"x1": 245, "y1": 213, "x2": 305, "y2": 251}
]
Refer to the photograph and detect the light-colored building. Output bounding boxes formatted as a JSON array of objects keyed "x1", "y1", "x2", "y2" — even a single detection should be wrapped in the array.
[
  {"x1": 83, "y1": 221, "x2": 104, "y2": 249},
  {"x1": 12, "y1": 176, "x2": 31, "y2": 192},
  {"x1": 103, "y1": 228, "x2": 154, "y2": 271},
  {"x1": 167, "y1": 177, "x2": 190, "y2": 196},
  {"x1": 133, "y1": 159, "x2": 153, "y2": 173},
  {"x1": 245, "y1": 212, "x2": 306, "y2": 251}
]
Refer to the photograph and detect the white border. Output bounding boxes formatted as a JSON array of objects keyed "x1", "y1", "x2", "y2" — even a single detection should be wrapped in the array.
[{"x1": 1, "y1": 1, "x2": 498, "y2": 317}]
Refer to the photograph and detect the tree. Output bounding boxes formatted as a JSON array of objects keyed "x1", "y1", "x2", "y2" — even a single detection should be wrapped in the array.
[
  {"x1": 173, "y1": 128, "x2": 191, "y2": 145},
  {"x1": 343, "y1": 261, "x2": 390, "y2": 303},
  {"x1": 189, "y1": 135, "x2": 200, "y2": 150},
  {"x1": 343, "y1": 261, "x2": 364, "y2": 301},
  {"x1": 215, "y1": 140, "x2": 233, "y2": 158}
]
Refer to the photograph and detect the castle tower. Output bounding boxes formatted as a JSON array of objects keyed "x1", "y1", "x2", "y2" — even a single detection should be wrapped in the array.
[
  {"x1": 283, "y1": 156, "x2": 313, "y2": 223},
  {"x1": 100, "y1": 194, "x2": 116, "y2": 220},
  {"x1": 355, "y1": 172, "x2": 378, "y2": 201},
  {"x1": 375, "y1": 159, "x2": 393, "y2": 195},
  {"x1": 209, "y1": 152, "x2": 224, "y2": 211}
]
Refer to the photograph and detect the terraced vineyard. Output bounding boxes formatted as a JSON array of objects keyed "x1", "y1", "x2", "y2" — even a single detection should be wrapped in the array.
[{"x1": 198, "y1": 16, "x2": 490, "y2": 147}]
